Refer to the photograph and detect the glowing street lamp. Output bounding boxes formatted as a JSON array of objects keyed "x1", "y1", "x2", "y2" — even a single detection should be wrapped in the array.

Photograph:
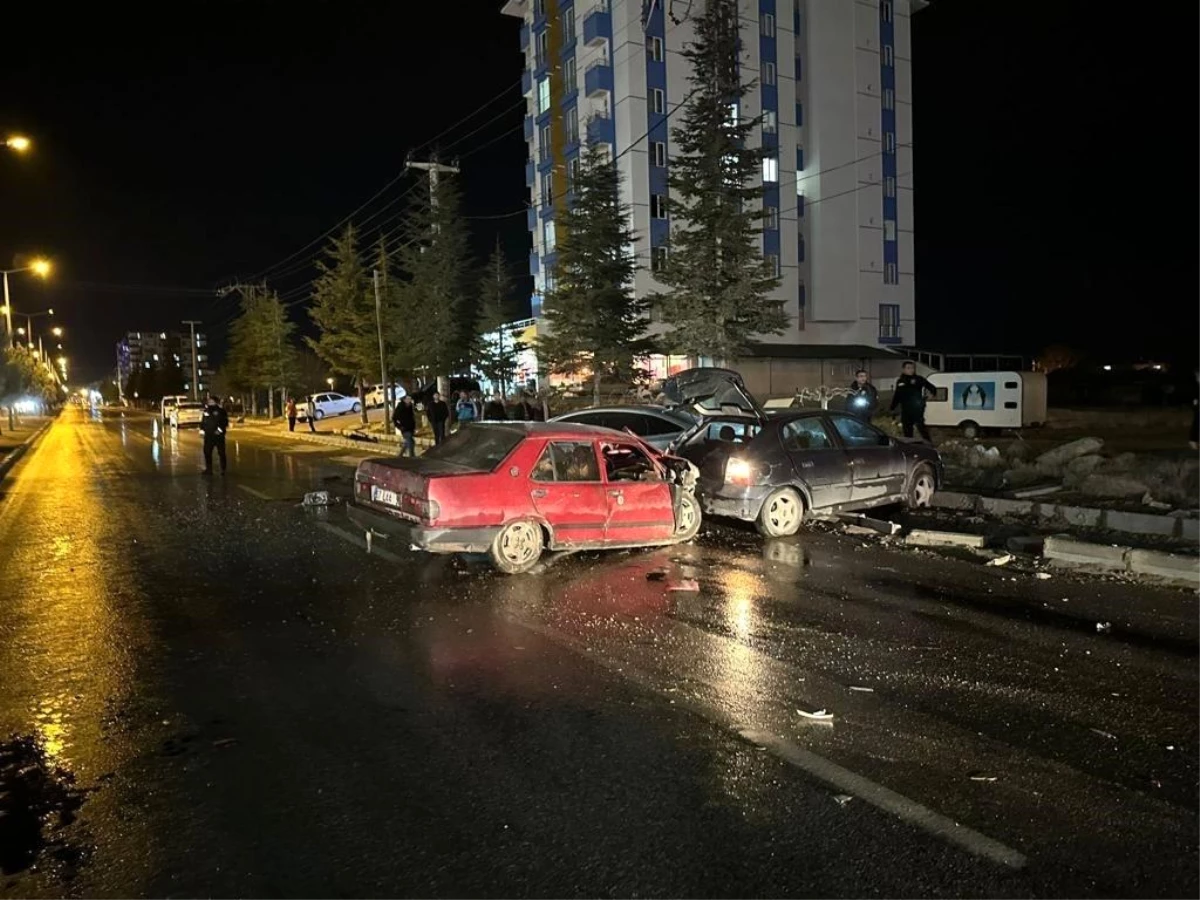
[
  {"x1": 326, "y1": 377, "x2": 335, "y2": 389},
  {"x1": 4, "y1": 135, "x2": 31, "y2": 153},
  {"x1": 1, "y1": 257, "x2": 53, "y2": 346}
]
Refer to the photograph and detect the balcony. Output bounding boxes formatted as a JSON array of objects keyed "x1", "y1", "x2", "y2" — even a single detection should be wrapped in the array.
[
  {"x1": 584, "y1": 60, "x2": 612, "y2": 97},
  {"x1": 519, "y1": 22, "x2": 529, "y2": 51},
  {"x1": 586, "y1": 113, "x2": 614, "y2": 145},
  {"x1": 582, "y1": 3, "x2": 611, "y2": 46},
  {"x1": 524, "y1": 115, "x2": 534, "y2": 141},
  {"x1": 527, "y1": 206, "x2": 538, "y2": 231},
  {"x1": 521, "y1": 69, "x2": 532, "y2": 95},
  {"x1": 525, "y1": 159, "x2": 536, "y2": 187}
]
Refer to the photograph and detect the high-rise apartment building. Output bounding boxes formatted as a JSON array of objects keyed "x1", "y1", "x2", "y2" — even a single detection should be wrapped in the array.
[
  {"x1": 502, "y1": 0, "x2": 920, "y2": 387},
  {"x1": 117, "y1": 330, "x2": 212, "y2": 395}
]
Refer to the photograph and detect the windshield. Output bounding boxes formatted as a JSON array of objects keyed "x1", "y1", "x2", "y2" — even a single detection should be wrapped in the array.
[{"x1": 420, "y1": 424, "x2": 523, "y2": 471}]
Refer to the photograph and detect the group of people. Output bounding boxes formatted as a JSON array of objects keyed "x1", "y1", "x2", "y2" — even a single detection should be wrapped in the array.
[
  {"x1": 847, "y1": 360, "x2": 936, "y2": 441},
  {"x1": 392, "y1": 390, "x2": 542, "y2": 457}
]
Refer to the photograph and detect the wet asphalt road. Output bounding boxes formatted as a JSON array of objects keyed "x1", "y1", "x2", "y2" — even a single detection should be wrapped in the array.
[{"x1": 0, "y1": 409, "x2": 1195, "y2": 898}]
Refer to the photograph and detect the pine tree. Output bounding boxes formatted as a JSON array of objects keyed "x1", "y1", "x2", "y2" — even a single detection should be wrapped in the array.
[
  {"x1": 226, "y1": 284, "x2": 299, "y2": 417},
  {"x1": 307, "y1": 225, "x2": 377, "y2": 417},
  {"x1": 653, "y1": 0, "x2": 786, "y2": 361},
  {"x1": 475, "y1": 238, "x2": 523, "y2": 398},
  {"x1": 395, "y1": 172, "x2": 475, "y2": 380},
  {"x1": 538, "y1": 145, "x2": 651, "y2": 405}
]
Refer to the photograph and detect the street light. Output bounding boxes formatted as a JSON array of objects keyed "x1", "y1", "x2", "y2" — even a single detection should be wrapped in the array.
[
  {"x1": 4, "y1": 135, "x2": 31, "y2": 153},
  {"x1": 51, "y1": 326, "x2": 63, "y2": 337},
  {"x1": 1, "y1": 257, "x2": 53, "y2": 346},
  {"x1": 326, "y1": 377, "x2": 335, "y2": 389}
]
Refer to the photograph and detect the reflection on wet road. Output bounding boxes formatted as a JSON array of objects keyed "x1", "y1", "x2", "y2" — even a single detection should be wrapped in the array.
[{"x1": 0, "y1": 410, "x2": 1195, "y2": 897}]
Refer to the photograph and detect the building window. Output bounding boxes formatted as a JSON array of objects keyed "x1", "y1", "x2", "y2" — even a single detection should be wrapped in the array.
[
  {"x1": 565, "y1": 105, "x2": 579, "y2": 144},
  {"x1": 762, "y1": 155, "x2": 778, "y2": 183},
  {"x1": 651, "y1": 88, "x2": 665, "y2": 114},
  {"x1": 884, "y1": 263, "x2": 898, "y2": 284},
  {"x1": 568, "y1": 156, "x2": 581, "y2": 184},
  {"x1": 884, "y1": 132, "x2": 896, "y2": 153},
  {"x1": 539, "y1": 122, "x2": 551, "y2": 156},
  {"x1": 541, "y1": 177, "x2": 553, "y2": 207},
  {"x1": 884, "y1": 175, "x2": 895, "y2": 197},
  {"x1": 562, "y1": 6, "x2": 575, "y2": 39},
  {"x1": 650, "y1": 194, "x2": 667, "y2": 219},
  {"x1": 765, "y1": 254, "x2": 781, "y2": 277},
  {"x1": 564, "y1": 56, "x2": 577, "y2": 94},
  {"x1": 761, "y1": 13, "x2": 775, "y2": 37},
  {"x1": 797, "y1": 232, "x2": 805, "y2": 262},
  {"x1": 881, "y1": 1, "x2": 893, "y2": 24},
  {"x1": 536, "y1": 30, "x2": 549, "y2": 68},
  {"x1": 882, "y1": 88, "x2": 894, "y2": 109},
  {"x1": 763, "y1": 61, "x2": 776, "y2": 86},
  {"x1": 795, "y1": 101, "x2": 803, "y2": 125},
  {"x1": 651, "y1": 246, "x2": 668, "y2": 273},
  {"x1": 537, "y1": 77, "x2": 551, "y2": 114},
  {"x1": 652, "y1": 141, "x2": 667, "y2": 167},
  {"x1": 726, "y1": 102, "x2": 739, "y2": 126},
  {"x1": 880, "y1": 303, "x2": 901, "y2": 339},
  {"x1": 882, "y1": 45, "x2": 894, "y2": 67},
  {"x1": 762, "y1": 109, "x2": 777, "y2": 133},
  {"x1": 543, "y1": 219, "x2": 556, "y2": 252},
  {"x1": 764, "y1": 205, "x2": 778, "y2": 230},
  {"x1": 648, "y1": 36, "x2": 664, "y2": 62},
  {"x1": 534, "y1": 0, "x2": 545, "y2": 17},
  {"x1": 795, "y1": 146, "x2": 804, "y2": 170},
  {"x1": 883, "y1": 219, "x2": 896, "y2": 241}
]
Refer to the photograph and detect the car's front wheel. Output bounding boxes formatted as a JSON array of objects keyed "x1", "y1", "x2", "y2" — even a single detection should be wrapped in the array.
[
  {"x1": 314, "y1": 409, "x2": 325, "y2": 420},
  {"x1": 489, "y1": 520, "x2": 544, "y2": 574},
  {"x1": 674, "y1": 492, "x2": 702, "y2": 541},
  {"x1": 907, "y1": 464, "x2": 936, "y2": 509},
  {"x1": 352, "y1": 402, "x2": 362, "y2": 413},
  {"x1": 756, "y1": 487, "x2": 805, "y2": 538}
]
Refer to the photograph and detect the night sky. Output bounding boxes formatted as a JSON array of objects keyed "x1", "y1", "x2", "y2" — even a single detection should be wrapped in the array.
[{"x1": 1, "y1": 1, "x2": 1193, "y2": 384}]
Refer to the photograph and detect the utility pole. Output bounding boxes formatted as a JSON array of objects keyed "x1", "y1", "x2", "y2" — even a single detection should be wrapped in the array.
[
  {"x1": 372, "y1": 269, "x2": 391, "y2": 431},
  {"x1": 405, "y1": 156, "x2": 460, "y2": 395},
  {"x1": 182, "y1": 320, "x2": 202, "y2": 400}
]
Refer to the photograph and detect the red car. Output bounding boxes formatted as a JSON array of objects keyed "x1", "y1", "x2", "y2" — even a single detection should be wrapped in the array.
[{"x1": 347, "y1": 422, "x2": 702, "y2": 574}]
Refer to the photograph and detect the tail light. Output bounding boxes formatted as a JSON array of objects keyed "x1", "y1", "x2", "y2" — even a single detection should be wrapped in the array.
[{"x1": 724, "y1": 457, "x2": 753, "y2": 486}]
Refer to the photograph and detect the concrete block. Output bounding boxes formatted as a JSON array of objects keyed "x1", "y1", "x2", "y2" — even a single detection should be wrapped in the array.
[
  {"x1": 1043, "y1": 535, "x2": 1129, "y2": 569},
  {"x1": 906, "y1": 529, "x2": 988, "y2": 549},
  {"x1": 1006, "y1": 534, "x2": 1045, "y2": 555},
  {"x1": 1102, "y1": 509, "x2": 1179, "y2": 537},
  {"x1": 930, "y1": 490, "x2": 977, "y2": 512},
  {"x1": 1037, "y1": 504, "x2": 1104, "y2": 529},
  {"x1": 1126, "y1": 549, "x2": 1200, "y2": 585},
  {"x1": 1180, "y1": 518, "x2": 1199, "y2": 544},
  {"x1": 978, "y1": 497, "x2": 1035, "y2": 518}
]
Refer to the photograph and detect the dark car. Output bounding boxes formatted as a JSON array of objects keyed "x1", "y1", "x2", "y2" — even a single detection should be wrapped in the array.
[
  {"x1": 662, "y1": 368, "x2": 942, "y2": 537},
  {"x1": 548, "y1": 405, "x2": 698, "y2": 450}
]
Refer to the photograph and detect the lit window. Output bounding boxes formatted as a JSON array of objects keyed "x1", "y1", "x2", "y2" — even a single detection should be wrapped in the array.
[
  {"x1": 651, "y1": 246, "x2": 668, "y2": 273},
  {"x1": 537, "y1": 77, "x2": 551, "y2": 113},
  {"x1": 762, "y1": 109, "x2": 777, "y2": 133},
  {"x1": 763, "y1": 62, "x2": 776, "y2": 86},
  {"x1": 564, "y1": 57, "x2": 577, "y2": 94},
  {"x1": 884, "y1": 263, "x2": 898, "y2": 284},
  {"x1": 883, "y1": 88, "x2": 894, "y2": 109},
  {"x1": 762, "y1": 155, "x2": 778, "y2": 183},
  {"x1": 648, "y1": 36, "x2": 664, "y2": 62},
  {"x1": 651, "y1": 88, "x2": 665, "y2": 114},
  {"x1": 764, "y1": 205, "x2": 778, "y2": 230},
  {"x1": 726, "y1": 103, "x2": 739, "y2": 126},
  {"x1": 543, "y1": 219, "x2": 556, "y2": 251},
  {"x1": 761, "y1": 13, "x2": 775, "y2": 37},
  {"x1": 884, "y1": 176, "x2": 895, "y2": 197},
  {"x1": 884, "y1": 219, "x2": 896, "y2": 241},
  {"x1": 652, "y1": 141, "x2": 667, "y2": 167},
  {"x1": 882, "y1": 45, "x2": 894, "y2": 67},
  {"x1": 650, "y1": 194, "x2": 667, "y2": 219},
  {"x1": 153, "y1": 353, "x2": 159, "y2": 361}
]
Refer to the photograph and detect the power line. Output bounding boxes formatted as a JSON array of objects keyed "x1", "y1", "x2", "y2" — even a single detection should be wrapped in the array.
[{"x1": 410, "y1": 78, "x2": 524, "y2": 157}]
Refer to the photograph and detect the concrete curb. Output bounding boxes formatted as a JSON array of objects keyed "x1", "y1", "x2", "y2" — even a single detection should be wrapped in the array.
[
  {"x1": 932, "y1": 490, "x2": 1199, "y2": 541},
  {"x1": 905, "y1": 529, "x2": 988, "y2": 549},
  {"x1": 234, "y1": 423, "x2": 433, "y2": 454},
  {"x1": 0, "y1": 419, "x2": 55, "y2": 485},
  {"x1": 1043, "y1": 535, "x2": 1199, "y2": 586}
]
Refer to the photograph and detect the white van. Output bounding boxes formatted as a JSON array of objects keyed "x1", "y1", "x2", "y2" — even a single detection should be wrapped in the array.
[
  {"x1": 922, "y1": 371, "x2": 1047, "y2": 438},
  {"x1": 160, "y1": 394, "x2": 188, "y2": 426}
]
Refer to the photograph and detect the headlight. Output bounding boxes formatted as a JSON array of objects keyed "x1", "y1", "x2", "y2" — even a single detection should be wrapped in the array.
[
  {"x1": 725, "y1": 457, "x2": 753, "y2": 485},
  {"x1": 853, "y1": 396, "x2": 868, "y2": 406}
]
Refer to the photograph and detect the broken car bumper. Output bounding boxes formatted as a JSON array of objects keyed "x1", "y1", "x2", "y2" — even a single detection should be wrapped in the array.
[{"x1": 347, "y1": 503, "x2": 499, "y2": 554}]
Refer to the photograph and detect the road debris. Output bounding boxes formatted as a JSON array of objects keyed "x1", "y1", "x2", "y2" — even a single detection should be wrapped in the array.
[
  {"x1": 302, "y1": 491, "x2": 331, "y2": 507},
  {"x1": 985, "y1": 554, "x2": 1015, "y2": 567},
  {"x1": 833, "y1": 793, "x2": 854, "y2": 806},
  {"x1": 1090, "y1": 728, "x2": 1117, "y2": 741},
  {"x1": 848, "y1": 686, "x2": 874, "y2": 693},
  {"x1": 1096, "y1": 621, "x2": 1112, "y2": 633},
  {"x1": 667, "y1": 579, "x2": 700, "y2": 592},
  {"x1": 968, "y1": 773, "x2": 999, "y2": 782},
  {"x1": 1035, "y1": 571, "x2": 1052, "y2": 580},
  {"x1": 797, "y1": 708, "x2": 834, "y2": 721}
]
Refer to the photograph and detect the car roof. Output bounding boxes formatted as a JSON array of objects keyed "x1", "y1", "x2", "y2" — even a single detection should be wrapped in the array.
[{"x1": 472, "y1": 421, "x2": 650, "y2": 441}]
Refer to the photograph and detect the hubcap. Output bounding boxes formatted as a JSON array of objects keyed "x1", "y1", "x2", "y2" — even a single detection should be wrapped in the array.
[
  {"x1": 500, "y1": 522, "x2": 538, "y2": 564},
  {"x1": 913, "y1": 475, "x2": 934, "y2": 507},
  {"x1": 677, "y1": 497, "x2": 697, "y2": 534},
  {"x1": 767, "y1": 495, "x2": 799, "y2": 532}
]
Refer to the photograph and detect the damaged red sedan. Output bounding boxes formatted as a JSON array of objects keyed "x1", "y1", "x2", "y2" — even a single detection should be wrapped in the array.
[{"x1": 348, "y1": 422, "x2": 701, "y2": 574}]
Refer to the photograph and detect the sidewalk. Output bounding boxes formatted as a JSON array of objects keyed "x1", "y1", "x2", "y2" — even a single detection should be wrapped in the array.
[
  {"x1": 0, "y1": 417, "x2": 53, "y2": 483},
  {"x1": 233, "y1": 417, "x2": 434, "y2": 454}
]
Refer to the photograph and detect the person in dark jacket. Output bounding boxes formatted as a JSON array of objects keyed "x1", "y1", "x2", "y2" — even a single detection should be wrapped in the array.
[
  {"x1": 393, "y1": 395, "x2": 417, "y2": 457},
  {"x1": 483, "y1": 394, "x2": 507, "y2": 421},
  {"x1": 889, "y1": 361, "x2": 936, "y2": 442},
  {"x1": 427, "y1": 392, "x2": 450, "y2": 445},
  {"x1": 199, "y1": 393, "x2": 229, "y2": 474},
  {"x1": 847, "y1": 369, "x2": 878, "y2": 421}
]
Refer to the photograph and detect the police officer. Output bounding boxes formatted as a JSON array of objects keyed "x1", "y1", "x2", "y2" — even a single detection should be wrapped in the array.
[
  {"x1": 847, "y1": 369, "x2": 878, "y2": 421},
  {"x1": 889, "y1": 360, "x2": 936, "y2": 442},
  {"x1": 200, "y1": 393, "x2": 229, "y2": 475}
]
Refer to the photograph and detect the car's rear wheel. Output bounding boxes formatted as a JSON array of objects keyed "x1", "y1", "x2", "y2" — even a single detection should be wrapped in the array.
[
  {"x1": 907, "y1": 464, "x2": 936, "y2": 509},
  {"x1": 756, "y1": 487, "x2": 804, "y2": 538},
  {"x1": 489, "y1": 520, "x2": 544, "y2": 574},
  {"x1": 314, "y1": 409, "x2": 324, "y2": 420},
  {"x1": 960, "y1": 420, "x2": 980, "y2": 439},
  {"x1": 674, "y1": 492, "x2": 702, "y2": 541},
  {"x1": 352, "y1": 402, "x2": 362, "y2": 413}
]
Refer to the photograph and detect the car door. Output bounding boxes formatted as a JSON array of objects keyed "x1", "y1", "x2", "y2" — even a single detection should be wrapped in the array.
[
  {"x1": 599, "y1": 439, "x2": 675, "y2": 544},
  {"x1": 778, "y1": 417, "x2": 854, "y2": 510},
  {"x1": 528, "y1": 440, "x2": 609, "y2": 547},
  {"x1": 827, "y1": 413, "x2": 905, "y2": 503},
  {"x1": 332, "y1": 393, "x2": 352, "y2": 415}
]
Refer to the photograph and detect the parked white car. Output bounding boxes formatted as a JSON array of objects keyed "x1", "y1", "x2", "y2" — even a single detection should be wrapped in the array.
[
  {"x1": 299, "y1": 392, "x2": 361, "y2": 421},
  {"x1": 160, "y1": 394, "x2": 188, "y2": 426},
  {"x1": 169, "y1": 401, "x2": 205, "y2": 429},
  {"x1": 365, "y1": 383, "x2": 406, "y2": 408}
]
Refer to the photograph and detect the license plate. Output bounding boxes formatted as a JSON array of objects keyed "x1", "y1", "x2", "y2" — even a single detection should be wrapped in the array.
[{"x1": 371, "y1": 487, "x2": 399, "y2": 507}]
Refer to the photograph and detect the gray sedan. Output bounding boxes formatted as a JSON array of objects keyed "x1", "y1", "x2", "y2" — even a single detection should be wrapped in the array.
[{"x1": 548, "y1": 406, "x2": 698, "y2": 450}]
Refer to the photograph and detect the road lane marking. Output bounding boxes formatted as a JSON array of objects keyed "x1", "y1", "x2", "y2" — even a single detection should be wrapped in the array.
[
  {"x1": 316, "y1": 521, "x2": 405, "y2": 563},
  {"x1": 235, "y1": 485, "x2": 274, "y2": 501},
  {"x1": 508, "y1": 615, "x2": 1028, "y2": 871}
]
